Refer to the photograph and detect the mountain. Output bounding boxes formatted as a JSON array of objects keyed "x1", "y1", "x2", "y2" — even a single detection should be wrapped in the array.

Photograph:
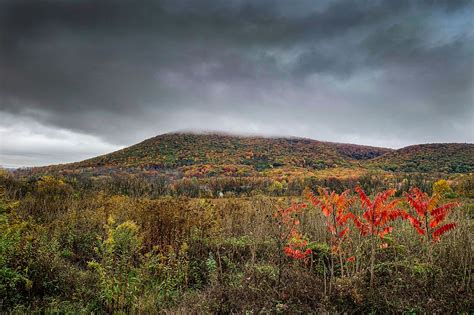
[
  {"x1": 370, "y1": 143, "x2": 474, "y2": 173},
  {"x1": 77, "y1": 132, "x2": 391, "y2": 166},
  {"x1": 17, "y1": 133, "x2": 473, "y2": 177}
]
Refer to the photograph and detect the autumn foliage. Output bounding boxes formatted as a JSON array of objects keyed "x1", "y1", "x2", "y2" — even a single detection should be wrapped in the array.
[
  {"x1": 352, "y1": 187, "x2": 404, "y2": 240},
  {"x1": 274, "y1": 203, "x2": 311, "y2": 260},
  {"x1": 404, "y1": 188, "x2": 458, "y2": 241},
  {"x1": 306, "y1": 188, "x2": 354, "y2": 251},
  {"x1": 300, "y1": 186, "x2": 459, "y2": 255},
  {"x1": 298, "y1": 186, "x2": 460, "y2": 288},
  {"x1": 0, "y1": 169, "x2": 468, "y2": 313}
]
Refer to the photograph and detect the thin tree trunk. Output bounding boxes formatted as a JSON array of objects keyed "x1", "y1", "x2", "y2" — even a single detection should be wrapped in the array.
[
  {"x1": 370, "y1": 235, "x2": 376, "y2": 289},
  {"x1": 339, "y1": 250, "x2": 345, "y2": 277},
  {"x1": 277, "y1": 239, "x2": 283, "y2": 288},
  {"x1": 330, "y1": 253, "x2": 334, "y2": 293},
  {"x1": 322, "y1": 257, "x2": 327, "y2": 296},
  {"x1": 425, "y1": 216, "x2": 433, "y2": 263}
]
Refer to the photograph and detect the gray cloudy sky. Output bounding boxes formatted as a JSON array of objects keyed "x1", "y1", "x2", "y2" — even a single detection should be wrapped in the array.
[{"x1": 1, "y1": 0, "x2": 473, "y2": 167}]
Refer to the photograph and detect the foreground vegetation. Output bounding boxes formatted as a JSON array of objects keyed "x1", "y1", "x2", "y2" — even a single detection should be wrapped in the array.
[{"x1": 0, "y1": 171, "x2": 473, "y2": 313}]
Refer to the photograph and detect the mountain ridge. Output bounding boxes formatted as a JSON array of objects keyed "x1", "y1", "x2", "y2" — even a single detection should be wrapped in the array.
[{"x1": 15, "y1": 132, "x2": 474, "y2": 176}]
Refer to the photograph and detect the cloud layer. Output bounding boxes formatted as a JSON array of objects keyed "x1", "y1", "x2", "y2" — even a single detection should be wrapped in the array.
[{"x1": 1, "y1": 0, "x2": 473, "y2": 166}]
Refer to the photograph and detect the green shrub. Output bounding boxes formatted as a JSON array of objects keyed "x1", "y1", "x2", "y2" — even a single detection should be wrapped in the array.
[{"x1": 88, "y1": 217, "x2": 143, "y2": 313}]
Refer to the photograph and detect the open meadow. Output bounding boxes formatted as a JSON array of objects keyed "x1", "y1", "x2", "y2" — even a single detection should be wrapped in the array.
[{"x1": 1, "y1": 169, "x2": 472, "y2": 313}]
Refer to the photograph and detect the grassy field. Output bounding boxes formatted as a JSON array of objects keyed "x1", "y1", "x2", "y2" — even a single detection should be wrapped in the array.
[{"x1": 0, "y1": 172, "x2": 472, "y2": 313}]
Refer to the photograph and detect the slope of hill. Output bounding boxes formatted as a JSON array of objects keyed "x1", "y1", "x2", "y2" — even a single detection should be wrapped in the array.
[
  {"x1": 19, "y1": 133, "x2": 384, "y2": 177},
  {"x1": 371, "y1": 143, "x2": 474, "y2": 173},
  {"x1": 17, "y1": 133, "x2": 473, "y2": 177},
  {"x1": 64, "y1": 133, "x2": 370, "y2": 173},
  {"x1": 329, "y1": 142, "x2": 393, "y2": 160}
]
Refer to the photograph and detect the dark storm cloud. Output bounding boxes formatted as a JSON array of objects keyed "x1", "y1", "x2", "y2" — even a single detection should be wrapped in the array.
[{"x1": 0, "y1": 0, "x2": 473, "y2": 166}]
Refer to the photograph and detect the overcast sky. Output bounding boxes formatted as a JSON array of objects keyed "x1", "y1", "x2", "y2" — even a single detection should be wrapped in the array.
[{"x1": 1, "y1": 0, "x2": 473, "y2": 167}]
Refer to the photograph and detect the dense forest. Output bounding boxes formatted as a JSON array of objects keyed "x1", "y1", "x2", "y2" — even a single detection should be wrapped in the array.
[
  {"x1": 1, "y1": 134, "x2": 473, "y2": 312},
  {"x1": 18, "y1": 133, "x2": 474, "y2": 178}
]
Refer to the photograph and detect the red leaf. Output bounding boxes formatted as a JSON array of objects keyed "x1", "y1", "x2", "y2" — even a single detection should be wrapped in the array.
[
  {"x1": 327, "y1": 224, "x2": 336, "y2": 235},
  {"x1": 338, "y1": 227, "x2": 349, "y2": 238},
  {"x1": 414, "y1": 225, "x2": 425, "y2": 236},
  {"x1": 355, "y1": 186, "x2": 372, "y2": 208},
  {"x1": 337, "y1": 213, "x2": 353, "y2": 225},
  {"x1": 378, "y1": 226, "x2": 392, "y2": 238},
  {"x1": 432, "y1": 222, "x2": 456, "y2": 239},
  {"x1": 431, "y1": 203, "x2": 457, "y2": 216},
  {"x1": 405, "y1": 189, "x2": 427, "y2": 218},
  {"x1": 321, "y1": 206, "x2": 331, "y2": 217},
  {"x1": 305, "y1": 190, "x2": 320, "y2": 207}
]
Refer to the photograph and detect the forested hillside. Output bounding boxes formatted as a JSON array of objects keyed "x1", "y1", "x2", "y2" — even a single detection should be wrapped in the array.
[
  {"x1": 16, "y1": 133, "x2": 473, "y2": 178},
  {"x1": 371, "y1": 143, "x2": 474, "y2": 173}
]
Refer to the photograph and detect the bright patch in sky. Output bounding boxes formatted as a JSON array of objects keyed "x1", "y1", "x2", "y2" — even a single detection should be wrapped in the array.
[{"x1": 0, "y1": 114, "x2": 121, "y2": 168}]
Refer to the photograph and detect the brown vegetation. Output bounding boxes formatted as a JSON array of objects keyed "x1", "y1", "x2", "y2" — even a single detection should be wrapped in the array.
[{"x1": 0, "y1": 171, "x2": 472, "y2": 313}]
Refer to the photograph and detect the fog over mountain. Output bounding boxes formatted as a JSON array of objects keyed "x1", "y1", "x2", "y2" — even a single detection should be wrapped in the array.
[{"x1": 1, "y1": 0, "x2": 473, "y2": 167}]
